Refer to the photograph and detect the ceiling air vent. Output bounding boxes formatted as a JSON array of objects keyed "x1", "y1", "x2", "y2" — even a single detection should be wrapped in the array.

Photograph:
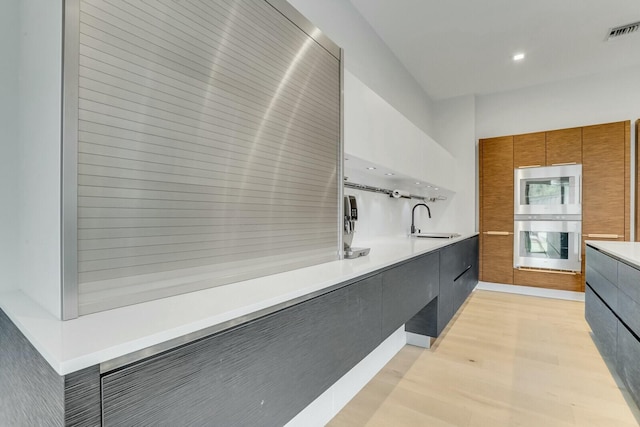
[{"x1": 607, "y1": 21, "x2": 640, "y2": 40}]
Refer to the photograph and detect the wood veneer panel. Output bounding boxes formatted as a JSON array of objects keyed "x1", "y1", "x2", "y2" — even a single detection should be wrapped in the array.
[
  {"x1": 481, "y1": 234, "x2": 513, "y2": 284},
  {"x1": 480, "y1": 136, "x2": 513, "y2": 284},
  {"x1": 514, "y1": 132, "x2": 545, "y2": 168},
  {"x1": 546, "y1": 127, "x2": 582, "y2": 166},
  {"x1": 583, "y1": 122, "x2": 626, "y2": 237},
  {"x1": 479, "y1": 140, "x2": 484, "y2": 279},
  {"x1": 636, "y1": 120, "x2": 640, "y2": 242},
  {"x1": 513, "y1": 268, "x2": 582, "y2": 292},
  {"x1": 481, "y1": 136, "x2": 513, "y2": 232},
  {"x1": 625, "y1": 120, "x2": 630, "y2": 241}
]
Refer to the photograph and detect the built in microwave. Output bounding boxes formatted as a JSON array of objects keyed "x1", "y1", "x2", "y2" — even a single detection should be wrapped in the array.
[
  {"x1": 513, "y1": 220, "x2": 582, "y2": 272},
  {"x1": 514, "y1": 164, "x2": 582, "y2": 217}
]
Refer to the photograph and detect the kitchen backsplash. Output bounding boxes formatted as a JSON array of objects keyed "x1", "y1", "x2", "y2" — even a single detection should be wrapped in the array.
[{"x1": 346, "y1": 187, "x2": 456, "y2": 245}]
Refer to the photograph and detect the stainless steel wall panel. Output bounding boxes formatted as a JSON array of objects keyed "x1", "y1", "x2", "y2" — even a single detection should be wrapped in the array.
[
  {"x1": 68, "y1": 0, "x2": 341, "y2": 314},
  {"x1": 77, "y1": 98, "x2": 338, "y2": 161},
  {"x1": 80, "y1": 0, "x2": 339, "y2": 103},
  {"x1": 78, "y1": 74, "x2": 339, "y2": 149},
  {"x1": 78, "y1": 6, "x2": 339, "y2": 125},
  {"x1": 77, "y1": 46, "x2": 339, "y2": 136}
]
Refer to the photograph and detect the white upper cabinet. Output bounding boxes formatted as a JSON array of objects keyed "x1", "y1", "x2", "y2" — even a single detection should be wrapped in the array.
[{"x1": 344, "y1": 70, "x2": 457, "y2": 192}]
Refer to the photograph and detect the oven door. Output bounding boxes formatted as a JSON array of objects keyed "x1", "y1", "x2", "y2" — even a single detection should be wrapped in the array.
[
  {"x1": 514, "y1": 164, "x2": 582, "y2": 216},
  {"x1": 514, "y1": 220, "x2": 582, "y2": 271}
]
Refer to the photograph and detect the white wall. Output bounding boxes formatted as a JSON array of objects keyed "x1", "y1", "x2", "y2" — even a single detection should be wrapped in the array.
[
  {"x1": 347, "y1": 188, "x2": 455, "y2": 246},
  {"x1": 476, "y1": 64, "x2": 640, "y2": 140},
  {"x1": 0, "y1": 0, "x2": 20, "y2": 293},
  {"x1": 18, "y1": 0, "x2": 63, "y2": 318},
  {"x1": 434, "y1": 95, "x2": 477, "y2": 234},
  {"x1": 287, "y1": 0, "x2": 436, "y2": 137},
  {"x1": 476, "y1": 64, "x2": 640, "y2": 238}
]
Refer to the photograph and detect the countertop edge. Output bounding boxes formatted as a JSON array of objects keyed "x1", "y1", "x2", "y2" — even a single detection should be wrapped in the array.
[
  {"x1": 586, "y1": 240, "x2": 640, "y2": 269},
  {"x1": 0, "y1": 233, "x2": 478, "y2": 375}
]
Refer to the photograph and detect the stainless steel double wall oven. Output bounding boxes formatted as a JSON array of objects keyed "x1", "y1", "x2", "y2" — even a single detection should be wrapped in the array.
[{"x1": 513, "y1": 164, "x2": 582, "y2": 272}]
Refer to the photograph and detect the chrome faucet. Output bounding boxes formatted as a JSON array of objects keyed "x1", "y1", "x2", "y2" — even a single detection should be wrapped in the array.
[{"x1": 411, "y1": 203, "x2": 431, "y2": 234}]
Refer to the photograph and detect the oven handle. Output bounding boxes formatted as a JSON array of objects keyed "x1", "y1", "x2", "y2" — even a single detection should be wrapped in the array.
[
  {"x1": 578, "y1": 232, "x2": 582, "y2": 262},
  {"x1": 516, "y1": 267, "x2": 578, "y2": 276},
  {"x1": 578, "y1": 174, "x2": 582, "y2": 205}
]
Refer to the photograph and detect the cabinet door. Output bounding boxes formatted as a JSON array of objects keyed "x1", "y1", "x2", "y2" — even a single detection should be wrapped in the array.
[
  {"x1": 482, "y1": 234, "x2": 513, "y2": 284},
  {"x1": 514, "y1": 132, "x2": 545, "y2": 168},
  {"x1": 381, "y1": 252, "x2": 439, "y2": 338},
  {"x1": 546, "y1": 127, "x2": 582, "y2": 166},
  {"x1": 480, "y1": 136, "x2": 513, "y2": 284},
  {"x1": 583, "y1": 122, "x2": 626, "y2": 238}
]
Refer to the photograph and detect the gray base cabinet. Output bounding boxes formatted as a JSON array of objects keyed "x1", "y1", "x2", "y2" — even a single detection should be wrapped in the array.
[
  {"x1": 585, "y1": 245, "x2": 640, "y2": 410},
  {"x1": 382, "y1": 252, "x2": 439, "y2": 338},
  {"x1": 406, "y1": 235, "x2": 479, "y2": 337},
  {"x1": 2, "y1": 236, "x2": 479, "y2": 426},
  {"x1": 102, "y1": 275, "x2": 384, "y2": 427}
]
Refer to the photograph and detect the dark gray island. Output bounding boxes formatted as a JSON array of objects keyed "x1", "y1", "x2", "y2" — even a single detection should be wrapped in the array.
[{"x1": 585, "y1": 241, "x2": 640, "y2": 410}]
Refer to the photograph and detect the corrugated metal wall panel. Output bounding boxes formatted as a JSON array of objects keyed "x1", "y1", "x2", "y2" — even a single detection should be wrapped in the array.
[{"x1": 74, "y1": 0, "x2": 340, "y2": 314}]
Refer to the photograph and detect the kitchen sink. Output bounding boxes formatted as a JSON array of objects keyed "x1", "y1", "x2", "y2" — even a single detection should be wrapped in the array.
[{"x1": 412, "y1": 232, "x2": 461, "y2": 239}]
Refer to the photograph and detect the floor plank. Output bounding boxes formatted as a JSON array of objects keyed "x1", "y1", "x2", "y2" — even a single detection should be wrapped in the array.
[{"x1": 328, "y1": 290, "x2": 640, "y2": 427}]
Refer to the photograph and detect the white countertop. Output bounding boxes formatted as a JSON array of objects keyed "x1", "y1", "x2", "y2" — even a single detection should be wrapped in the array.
[
  {"x1": 0, "y1": 233, "x2": 477, "y2": 376},
  {"x1": 586, "y1": 240, "x2": 640, "y2": 268}
]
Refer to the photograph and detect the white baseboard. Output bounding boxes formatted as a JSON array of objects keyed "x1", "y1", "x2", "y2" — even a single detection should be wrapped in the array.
[
  {"x1": 406, "y1": 331, "x2": 433, "y2": 348},
  {"x1": 284, "y1": 326, "x2": 406, "y2": 427},
  {"x1": 476, "y1": 281, "x2": 585, "y2": 302}
]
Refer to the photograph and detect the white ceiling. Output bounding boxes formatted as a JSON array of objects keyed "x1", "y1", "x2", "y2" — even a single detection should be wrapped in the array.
[{"x1": 349, "y1": 0, "x2": 640, "y2": 100}]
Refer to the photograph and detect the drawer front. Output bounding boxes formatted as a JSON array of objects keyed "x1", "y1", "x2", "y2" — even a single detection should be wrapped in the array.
[
  {"x1": 102, "y1": 275, "x2": 382, "y2": 427},
  {"x1": 586, "y1": 246, "x2": 618, "y2": 284},
  {"x1": 382, "y1": 252, "x2": 439, "y2": 338},
  {"x1": 585, "y1": 285, "x2": 618, "y2": 362},
  {"x1": 617, "y1": 293, "x2": 640, "y2": 338},
  {"x1": 616, "y1": 323, "x2": 640, "y2": 409},
  {"x1": 617, "y1": 261, "x2": 640, "y2": 305},
  {"x1": 585, "y1": 265, "x2": 618, "y2": 311}
]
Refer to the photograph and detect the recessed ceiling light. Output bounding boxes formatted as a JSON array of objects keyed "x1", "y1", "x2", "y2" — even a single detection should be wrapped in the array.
[
  {"x1": 513, "y1": 53, "x2": 525, "y2": 61},
  {"x1": 385, "y1": 173, "x2": 394, "y2": 176},
  {"x1": 427, "y1": 185, "x2": 432, "y2": 188},
  {"x1": 434, "y1": 187, "x2": 439, "y2": 190},
  {"x1": 366, "y1": 167, "x2": 376, "y2": 170},
  {"x1": 415, "y1": 182, "x2": 421, "y2": 185}
]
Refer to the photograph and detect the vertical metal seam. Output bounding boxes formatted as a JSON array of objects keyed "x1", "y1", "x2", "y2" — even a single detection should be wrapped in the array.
[
  {"x1": 61, "y1": 0, "x2": 80, "y2": 320},
  {"x1": 338, "y1": 48, "x2": 345, "y2": 260}
]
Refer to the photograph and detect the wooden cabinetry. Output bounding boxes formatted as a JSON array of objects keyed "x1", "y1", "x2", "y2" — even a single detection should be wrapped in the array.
[
  {"x1": 583, "y1": 121, "x2": 630, "y2": 239},
  {"x1": 546, "y1": 127, "x2": 582, "y2": 165},
  {"x1": 635, "y1": 119, "x2": 640, "y2": 242},
  {"x1": 514, "y1": 132, "x2": 545, "y2": 168},
  {"x1": 513, "y1": 128, "x2": 582, "y2": 169},
  {"x1": 480, "y1": 136, "x2": 513, "y2": 284},
  {"x1": 480, "y1": 120, "x2": 630, "y2": 291}
]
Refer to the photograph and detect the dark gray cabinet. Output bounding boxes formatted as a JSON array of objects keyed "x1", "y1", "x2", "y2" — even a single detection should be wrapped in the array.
[
  {"x1": 407, "y1": 235, "x2": 479, "y2": 338},
  {"x1": 585, "y1": 245, "x2": 640, "y2": 410},
  {"x1": 102, "y1": 275, "x2": 383, "y2": 427},
  {"x1": 382, "y1": 251, "x2": 439, "y2": 338}
]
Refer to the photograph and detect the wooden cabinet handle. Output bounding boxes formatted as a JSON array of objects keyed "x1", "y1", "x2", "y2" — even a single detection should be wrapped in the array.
[
  {"x1": 551, "y1": 162, "x2": 577, "y2": 166},
  {"x1": 584, "y1": 234, "x2": 620, "y2": 239},
  {"x1": 517, "y1": 165, "x2": 541, "y2": 169},
  {"x1": 483, "y1": 231, "x2": 513, "y2": 236},
  {"x1": 516, "y1": 267, "x2": 577, "y2": 276}
]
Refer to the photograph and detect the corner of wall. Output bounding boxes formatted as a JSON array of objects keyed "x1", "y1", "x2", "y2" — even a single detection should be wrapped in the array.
[
  {"x1": 0, "y1": 0, "x2": 21, "y2": 294},
  {"x1": 18, "y1": 0, "x2": 64, "y2": 318}
]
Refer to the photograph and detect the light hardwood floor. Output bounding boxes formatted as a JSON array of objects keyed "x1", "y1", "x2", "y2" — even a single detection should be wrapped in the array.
[{"x1": 328, "y1": 290, "x2": 640, "y2": 427}]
